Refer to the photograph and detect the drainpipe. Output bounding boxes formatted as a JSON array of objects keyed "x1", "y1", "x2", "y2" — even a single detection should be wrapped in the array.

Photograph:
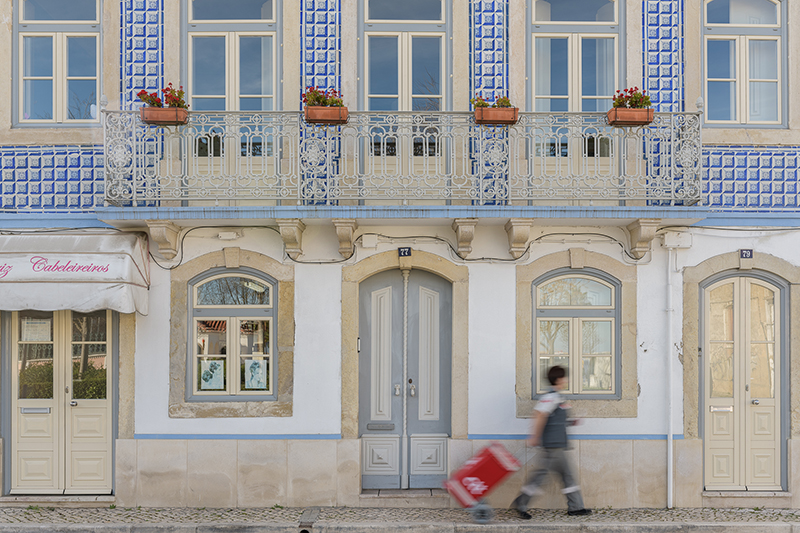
[{"x1": 665, "y1": 244, "x2": 676, "y2": 508}]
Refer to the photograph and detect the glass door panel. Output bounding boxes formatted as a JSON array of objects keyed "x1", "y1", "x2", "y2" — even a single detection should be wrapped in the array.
[
  {"x1": 534, "y1": 37, "x2": 569, "y2": 111},
  {"x1": 18, "y1": 311, "x2": 55, "y2": 399},
  {"x1": 367, "y1": 35, "x2": 399, "y2": 111},
  {"x1": 580, "y1": 37, "x2": 614, "y2": 111},
  {"x1": 191, "y1": 36, "x2": 227, "y2": 111}
]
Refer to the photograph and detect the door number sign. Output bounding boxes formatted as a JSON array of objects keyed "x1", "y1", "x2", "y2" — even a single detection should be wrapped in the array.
[
  {"x1": 740, "y1": 249, "x2": 753, "y2": 259},
  {"x1": 398, "y1": 247, "x2": 411, "y2": 257}
]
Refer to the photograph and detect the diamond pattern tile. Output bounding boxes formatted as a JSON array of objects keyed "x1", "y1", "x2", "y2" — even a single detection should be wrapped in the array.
[{"x1": 471, "y1": 0, "x2": 508, "y2": 105}]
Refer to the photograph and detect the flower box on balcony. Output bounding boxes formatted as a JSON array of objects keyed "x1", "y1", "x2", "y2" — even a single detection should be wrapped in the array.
[
  {"x1": 139, "y1": 107, "x2": 189, "y2": 126},
  {"x1": 474, "y1": 107, "x2": 518, "y2": 125},
  {"x1": 606, "y1": 107, "x2": 653, "y2": 126},
  {"x1": 304, "y1": 106, "x2": 349, "y2": 125}
]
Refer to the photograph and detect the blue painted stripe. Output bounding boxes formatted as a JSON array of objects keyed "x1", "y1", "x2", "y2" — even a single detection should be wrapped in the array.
[
  {"x1": 134, "y1": 433, "x2": 342, "y2": 440},
  {"x1": 468, "y1": 434, "x2": 685, "y2": 441},
  {"x1": 0, "y1": 214, "x2": 112, "y2": 229}
]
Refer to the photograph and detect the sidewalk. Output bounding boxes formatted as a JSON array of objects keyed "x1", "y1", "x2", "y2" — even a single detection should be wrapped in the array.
[{"x1": 0, "y1": 506, "x2": 799, "y2": 532}]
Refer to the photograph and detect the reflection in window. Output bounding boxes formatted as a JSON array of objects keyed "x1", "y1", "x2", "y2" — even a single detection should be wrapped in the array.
[
  {"x1": 538, "y1": 277, "x2": 613, "y2": 307},
  {"x1": 23, "y1": 0, "x2": 96, "y2": 21},
  {"x1": 534, "y1": 0, "x2": 615, "y2": 22},
  {"x1": 706, "y1": 0, "x2": 778, "y2": 25},
  {"x1": 368, "y1": 0, "x2": 441, "y2": 20},
  {"x1": 196, "y1": 276, "x2": 271, "y2": 306},
  {"x1": 192, "y1": 0, "x2": 273, "y2": 20}
]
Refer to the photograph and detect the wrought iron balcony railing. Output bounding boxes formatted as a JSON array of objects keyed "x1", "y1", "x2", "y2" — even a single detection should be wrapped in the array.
[{"x1": 103, "y1": 110, "x2": 702, "y2": 207}]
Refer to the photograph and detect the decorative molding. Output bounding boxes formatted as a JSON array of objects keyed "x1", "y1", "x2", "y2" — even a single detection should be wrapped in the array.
[
  {"x1": 223, "y1": 247, "x2": 240, "y2": 269},
  {"x1": 627, "y1": 218, "x2": 662, "y2": 260},
  {"x1": 451, "y1": 219, "x2": 478, "y2": 259},
  {"x1": 146, "y1": 221, "x2": 181, "y2": 260},
  {"x1": 333, "y1": 219, "x2": 358, "y2": 259},
  {"x1": 277, "y1": 219, "x2": 306, "y2": 260},
  {"x1": 569, "y1": 248, "x2": 586, "y2": 269},
  {"x1": 504, "y1": 219, "x2": 533, "y2": 259}
]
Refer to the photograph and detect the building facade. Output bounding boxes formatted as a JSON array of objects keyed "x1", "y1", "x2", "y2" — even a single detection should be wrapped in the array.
[{"x1": 1, "y1": 0, "x2": 799, "y2": 509}]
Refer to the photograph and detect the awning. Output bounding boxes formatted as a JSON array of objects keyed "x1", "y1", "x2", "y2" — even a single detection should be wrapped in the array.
[{"x1": 0, "y1": 232, "x2": 150, "y2": 314}]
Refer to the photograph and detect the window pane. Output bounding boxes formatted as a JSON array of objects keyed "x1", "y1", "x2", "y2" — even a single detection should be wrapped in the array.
[
  {"x1": 534, "y1": 0, "x2": 615, "y2": 22},
  {"x1": 750, "y1": 344, "x2": 774, "y2": 398},
  {"x1": 582, "y1": 321, "x2": 611, "y2": 355},
  {"x1": 192, "y1": 0, "x2": 273, "y2": 20},
  {"x1": 750, "y1": 284, "x2": 775, "y2": 342},
  {"x1": 412, "y1": 98, "x2": 440, "y2": 111},
  {"x1": 538, "y1": 277, "x2": 612, "y2": 307},
  {"x1": 67, "y1": 37, "x2": 96, "y2": 77},
  {"x1": 582, "y1": 356, "x2": 612, "y2": 391},
  {"x1": 192, "y1": 98, "x2": 226, "y2": 111},
  {"x1": 539, "y1": 356, "x2": 570, "y2": 392},
  {"x1": 749, "y1": 83, "x2": 778, "y2": 122},
  {"x1": 241, "y1": 357, "x2": 269, "y2": 391},
  {"x1": 368, "y1": 0, "x2": 441, "y2": 20},
  {"x1": 193, "y1": 37, "x2": 226, "y2": 96},
  {"x1": 68, "y1": 79, "x2": 97, "y2": 119},
  {"x1": 709, "y1": 283, "x2": 734, "y2": 341},
  {"x1": 749, "y1": 40, "x2": 778, "y2": 80},
  {"x1": 581, "y1": 38, "x2": 615, "y2": 97},
  {"x1": 196, "y1": 277, "x2": 271, "y2": 306},
  {"x1": 535, "y1": 98, "x2": 569, "y2": 112},
  {"x1": 707, "y1": 81, "x2": 736, "y2": 121},
  {"x1": 412, "y1": 37, "x2": 441, "y2": 96},
  {"x1": 538, "y1": 320, "x2": 569, "y2": 354},
  {"x1": 240, "y1": 97, "x2": 273, "y2": 111},
  {"x1": 368, "y1": 36, "x2": 398, "y2": 96},
  {"x1": 706, "y1": 0, "x2": 778, "y2": 25},
  {"x1": 581, "y1": 98, "x2": 612, "y2": 112},
  {"x1": 240, "y1": 36, "x2": 273, "y2": 96},
  {"x1": 197, "y1": 357, "x2": 226, "y2": 391},
  {"x1": 23, "y1": 80, "x2": 53, "y2": 120},
  {"x1": 710, "y1": 343, "x2": 734, "y2": 397},
  {"x1": 24, "y1": 0, "x2": 96, "y2": 21},
  {"x1": 196, "y1": 320, "x2": 228, "y2": 355},
  {"x1": 369, "y1": 98, "x2": 399, "y2": 111},
  {"x1": 72, "y1": 311, "x2": 106, "y2": 342},
  {"x1": 535, "y1": 38, "x2": 568, "y2": 97},
  {"x1": 72, "y1": 343, "x2": 106, "y2": 399},
  {"x1": 18, "y1": 345, "x2": 54, "y2": 399},
  {"x1": 239, "y1": 320, "x2": 270, "y2": 355},
  {"x1": 707, "y1": 40, "x2": 735, "y2": 79},
  {"x1": 23, "y1": 36, "x2": 53, "y2": 76}
]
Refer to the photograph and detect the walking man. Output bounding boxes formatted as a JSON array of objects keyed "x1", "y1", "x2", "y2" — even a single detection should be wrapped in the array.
[{"x1": 511, "y1": 365, "x2": 591, "y2": 519}]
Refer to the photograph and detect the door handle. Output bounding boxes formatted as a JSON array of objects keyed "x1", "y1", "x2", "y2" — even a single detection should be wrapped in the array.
[
  {"x1": 752, "y1": 399, "x2": 760, "y2": 405},
  {"x1": 394, "y1": 384, "x2": 401, "y2": 396},
  {"x1": 409, "y1": 384, "x2": 416, "y2": 397},
  {"x1": 69, "y1": 400, "x2": 78, "y2": 407}
]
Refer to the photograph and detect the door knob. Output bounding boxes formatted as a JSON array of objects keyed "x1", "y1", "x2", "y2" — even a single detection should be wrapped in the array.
[
  {"x1": 751, "y1": 399, "x2": 760, "y2": 405},
  {"x1": 409, "y1": 384, "x2": 416, "y2": 397},
  {"x1": 69, "y1": 400, "x2": 78, "y2": 407}
]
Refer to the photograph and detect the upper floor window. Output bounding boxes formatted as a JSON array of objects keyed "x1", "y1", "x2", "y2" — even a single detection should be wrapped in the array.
[
  {"x1": 529, "y1": 0, "x2": 622, "y2": 112},
  {"x1": 533, "y1": 270, "x2": 620, "y2": 396},
  {"x1": 361, "y1": 0, "x2": 450, "y2": 111},
  {"x1": 189, "y1": 270, "x2": 276, "y2": 400},
  {"x1": 186, "y1": 0, "x2": 277, "y2": 111},
  {"x1": 703, "y1": 0, "x2": 784, "y2": 125},
  {"x1": 15, "y1": 0, "x2": 100, "y2": 124}
]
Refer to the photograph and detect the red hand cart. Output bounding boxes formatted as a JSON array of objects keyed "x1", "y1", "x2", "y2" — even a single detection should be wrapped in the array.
[{"x1": 443, "y1": 442, "x2": 522, "y2": 523}]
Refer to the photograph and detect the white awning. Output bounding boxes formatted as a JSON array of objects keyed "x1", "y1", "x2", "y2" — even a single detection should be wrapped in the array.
[{"x1": 0, "y1": 233, "x2": 150, "y2": 314}]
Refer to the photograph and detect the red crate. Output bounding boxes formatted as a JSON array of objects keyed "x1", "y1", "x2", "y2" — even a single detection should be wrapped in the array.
[{"x1": 444, "y1": 442, "x2": 521, "y2": 508}]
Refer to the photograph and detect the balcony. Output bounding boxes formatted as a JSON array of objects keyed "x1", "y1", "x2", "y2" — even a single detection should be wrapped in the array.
[{"x1": 102, "y1": 110, "x2": 702, "y2": 208}]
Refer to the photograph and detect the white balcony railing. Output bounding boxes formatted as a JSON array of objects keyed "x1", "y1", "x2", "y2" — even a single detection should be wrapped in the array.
[{"x1": 103, "y1": 110, "x2": 702, "y2": 207}]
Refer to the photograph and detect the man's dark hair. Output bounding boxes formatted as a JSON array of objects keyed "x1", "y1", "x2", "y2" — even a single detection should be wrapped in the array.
[{"x1": 547, "y1": 365, "x2": 567, "y2": 386}]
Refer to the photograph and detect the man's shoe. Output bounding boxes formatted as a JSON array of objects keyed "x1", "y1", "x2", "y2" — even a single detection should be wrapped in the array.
[
  {"x1": 516, "y1": 509, "x2": 532, "y2": 520},
  {"x1": 568, "y1": 508, "x2": 592, "y2": 516}
]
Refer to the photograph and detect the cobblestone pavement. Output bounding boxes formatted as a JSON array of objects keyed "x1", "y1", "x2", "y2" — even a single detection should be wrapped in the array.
[{"x1": 0, "y1": 506, "x2": 800, "y2": 525}]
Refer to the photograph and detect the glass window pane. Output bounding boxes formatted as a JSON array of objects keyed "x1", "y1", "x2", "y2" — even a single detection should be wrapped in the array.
[
  {"x1": 72, "y1": 344, "x2": 107, "y2": 399},
  {"x1": 535, "y1": 98, "x2": 569, "y2": 112},
  {"x1": 749, "y1": 40, "x2": 778, "y2": 79},
  {"x1": 412, "y1": 98, "x2": 440, "y2": 111},
  {"x1": 750, "y1": 284, "x2": 775, "y2": 342},
  {"x1": 750, "y1": 343, "x2": 774, "y2": 398},
  {"x1": 196, "y1": 320, "x2": 228, "y2": 355},
  {"x1": 535, "y1": 38, "x2": 568, "y2": 97},
  {"x1": 67, "y1": 37, "x2": 96, "y2": 77},
  {"x1": 581, "y1": 98, "x2": 612, "y2": 112},
  {"x1": 241, "y1": 357, "x2": 269, "y2": 391},
  {"x1": 68, "y1": 79, "x2": 97, "y2": 119},
  {"x1": 239, "y1": 320, "x2": 270, "y2": 355},
  {"x1": 582, "y1": 321, "x2": 611, "y2": 355},
  {"x1": 196, "y1": 277, "x2": 271, "y2": 306},
  {"x1": 20, "y1": 312, "x2": 53, "y2": 342},
  {"x1": 709, "y1": 283, "x2": 734, "y2": 341},
  {"x1": 72, "y1": 311, "x2": 107, "y2": 342},
  {"x1": 369, "y1": 98, "x2": 399, "y2": 111},
  {"x1": 707, "y1": 81, "x2": 736, "y2": 121},
  {"x1": 192, "y1": 0, "x2": 273, "y2": 20},
  {"x1": 24, "y1": 0, "x2": 96, "y2": 21},
  {"x1": 23, "y1": 80, "x2": 53, "y2": 120},
  {"x1": 749, "y1": 83, "x2": 778, "y2": 123},
  {"x1": 18, "y1": 345, "x2": 54, "y2": 399},
  {"x1": 538, "y1": 320, "x2": 570, "y2": 354},
  {"x1": 707, "y1": 40, "x2": 735, "y2": 79},
  {"x1": 710, "y1": 343, "x2": 734, "y2": 397},
  {"x1": 197, "y1": 357, "x2": 226, "y2": 391},
  {"x1": 538, "y1": 277, "x2": 612, "y2": 307},
  {"x1": 534, "y1": 0, "x2": 615, "y2": 22},
  {"x1": 707, "y1": 0, "x2": 778, "y2": 25},
  {"x1": 192, "y1": 37, "x2": 226, "y2": 96},
  {"x1": 581, "y1": 38, "x2": 615, "y2": 97},
  {"x1": 368, "y1": 36, "x2": 398, "y2": 96},
  {"x1": 582, "y1": 356, "x2": 612, "y2": 391},
  {"x1": 239, "y1": 97, "x2": 273, "y2": 111},
  {"x1": 539, "y1": 356, "x2": 570, "y2": 392},
  {"x1": 23, "y1": 36, "x2": 53, "y2": 77},
  {"x1": 192, "y1": 98, "x2": 226, "y2": 111},
  {"x1": 412, "y1": 37, "x2": 441, "y2": 96},
  {"x1": 368, "y1": 0, "x2": 441, "y2": 20},
  {"x1": 240, "y1": 36, "x2": 273, "y2": 96}
]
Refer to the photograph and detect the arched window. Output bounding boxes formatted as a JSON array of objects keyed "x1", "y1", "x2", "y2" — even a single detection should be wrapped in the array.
[
  {"x1": 533, "y1": 269, "x2": 620, "y2": 396},
  {"x1": 189, "y1": 268, "x2": 276, "y2": 399}
]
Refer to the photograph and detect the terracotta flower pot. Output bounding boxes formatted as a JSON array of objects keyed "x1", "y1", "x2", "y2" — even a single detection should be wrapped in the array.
[
  {"x1": 304, "y1": 106, "x2": 349, "y2": 125},
  {"x1": 474, "y1": 107, "x2": 519, "y2": 125},
  {"x1": 606, "y1": 107, "x2": 654, "y2": 126},
  {"x1": 140, "y1": 106, "x2": 189, "y2": 126}
]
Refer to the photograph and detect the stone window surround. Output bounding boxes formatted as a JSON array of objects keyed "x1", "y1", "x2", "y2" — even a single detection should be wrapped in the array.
[
  {"x1": 340, "y1": 249, "x2": 469, "y2": 439},
  {"x1": 168, "y1": 248, "x2": 294, "y2": 418},
  {"x1": 516, "y1": 249, "x2": 638, "y2": 418}
]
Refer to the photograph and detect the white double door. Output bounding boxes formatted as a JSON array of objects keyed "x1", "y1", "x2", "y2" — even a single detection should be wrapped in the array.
[
  {"x1": 11, "y1": 310, "x2": 113, "y2": 494},
  {"x1": 704, "y1": 277, "x2": 782, "y2": 490}
]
